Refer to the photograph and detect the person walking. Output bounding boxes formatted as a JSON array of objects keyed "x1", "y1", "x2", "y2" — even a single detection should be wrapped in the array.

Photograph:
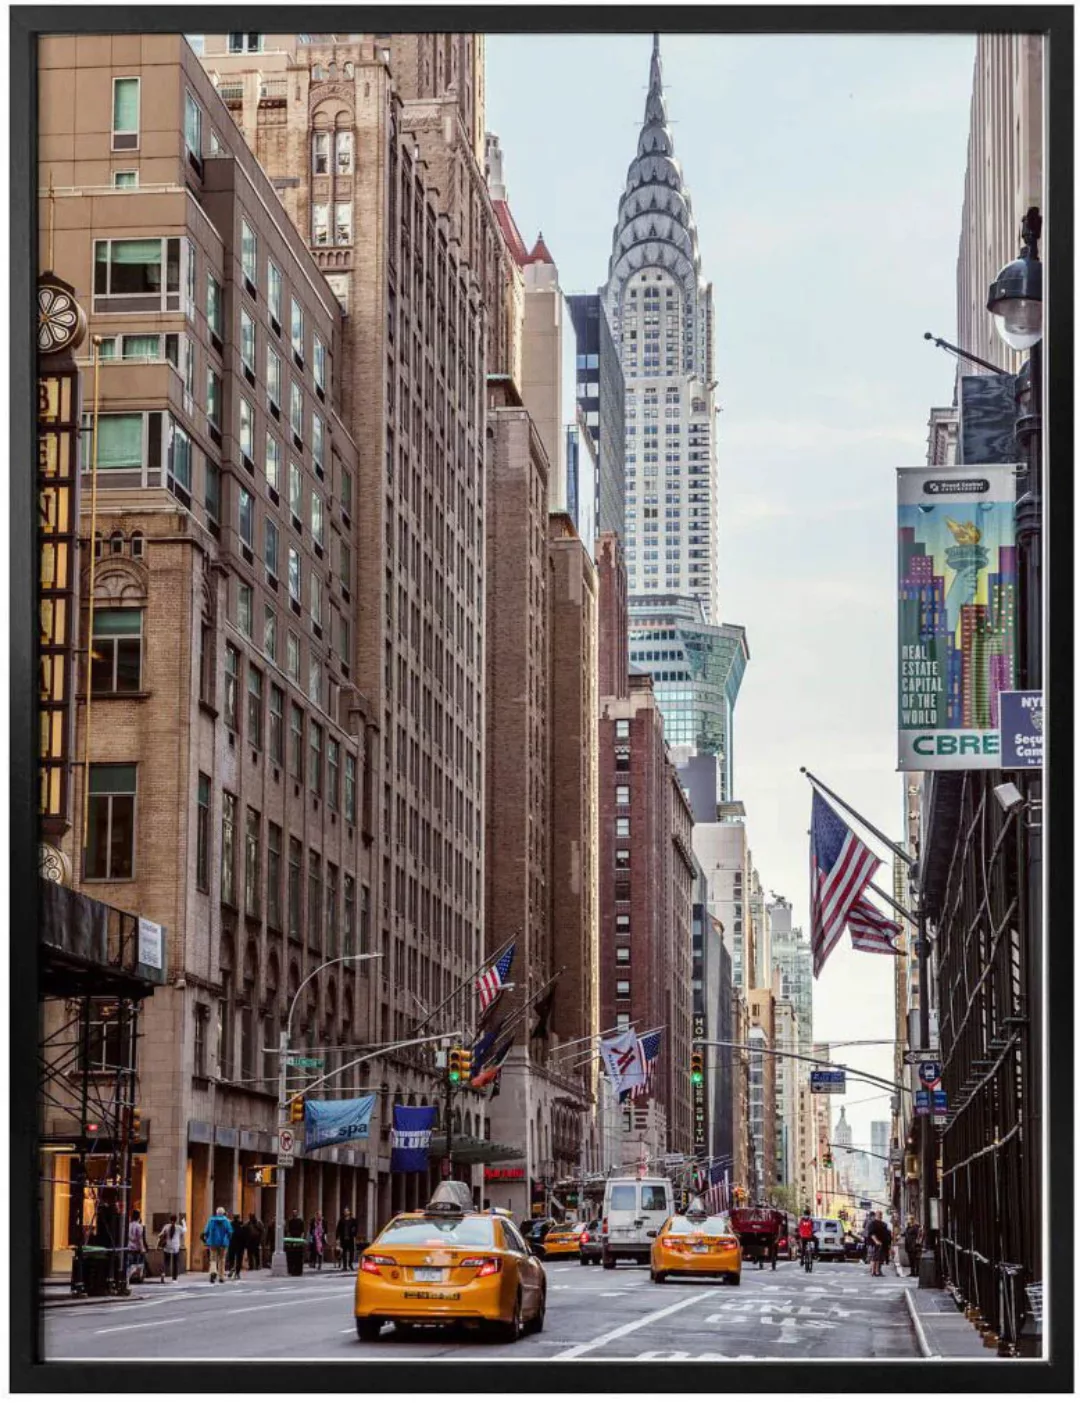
[
  {"x1": 903, "y1": 1216, "x2": 923, "y2": 1279},
  {"x1": 158, "y1": 1214, "x2": 184, "y2": 1282},
  {"x1": 309, "y1": 1211, "x2": 327, "y2": 1271},
  {"x1": 126, "y1": 1210, "x2": 148, "y2": 1284},
  {"x1": 336, "y1": 1206, "x2": 358, "y2": 1271},
  {"x1": 867, "y1": 1213, "x2": 892, "y2": 1277},
  {"x1": 245, "y1": 1213, "x2": 263, "y2": 1272},
  {"x1": 225, "y1": 1213, "x2": 247, "y2": 1280},
  {"x1": 202, "y1": 1205, "x2": 232, "y2": 1284}
]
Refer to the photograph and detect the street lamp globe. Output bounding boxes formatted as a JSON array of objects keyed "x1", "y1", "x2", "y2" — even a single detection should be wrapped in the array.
[{"x1": 986, "y1": 249, "x2": 1043, "y2": 352}]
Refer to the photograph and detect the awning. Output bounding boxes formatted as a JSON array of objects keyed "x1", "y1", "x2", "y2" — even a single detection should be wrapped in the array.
[{"x1": 426, "y1": 1134, "x2": 524, "y2": 1166}]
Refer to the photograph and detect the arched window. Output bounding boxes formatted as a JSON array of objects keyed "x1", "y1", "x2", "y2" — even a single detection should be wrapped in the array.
[{"x1": 110, "y1": 530, "x2": 124, "y2": 555}]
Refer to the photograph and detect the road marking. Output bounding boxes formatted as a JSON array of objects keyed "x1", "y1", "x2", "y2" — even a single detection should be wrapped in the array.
[
  {"x1": 94, "y1": 1315, "x2": 187, "y2": 1335},
  {"x1": 554, "y1": 1288, "x2": 720, "y2": 1360}
]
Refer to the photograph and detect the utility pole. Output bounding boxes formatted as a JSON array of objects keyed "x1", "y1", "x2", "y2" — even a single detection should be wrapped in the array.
[{"x1": 445, "y1": 1054, "x2": 454, "y2": 1181}]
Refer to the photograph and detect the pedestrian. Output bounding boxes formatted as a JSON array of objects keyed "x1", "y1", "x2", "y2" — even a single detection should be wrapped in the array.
[
  {"x1": 867, "y1": 1213, "x2": 892, "y2": 1277},
  {"x1": 158, "y1": 1214, "x2": 184, "y2": 1282},
  {"x1": 225, "y1": 1213, "x2": 247, "y2": 1279},
  {"x1": 263, "y1": 1215, "x2": 276, "y2": 1269},
  {"x1": 246, "y1": 1213, "x2": 263, "y2": 1272},
  {"x1": 336, "y1": 1206, "x2": 358, "y2": 1271},
  {"x1": 201, "y1": 1205, "x2": 232, "y2": 1284},
  {"x1": 903, "y1": 1216, "x2": 923, "y2": 1279},
  {"x1": 310, "y1": 1211, "x2": 327, "y2": 1271},
  {"x1": 126, "y1": 1210, "x2": 148, "y2": 1284}
]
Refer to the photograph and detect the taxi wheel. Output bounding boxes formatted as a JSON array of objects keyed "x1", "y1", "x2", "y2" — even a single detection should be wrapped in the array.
[
  {"x1": 495, "y1": 1290, "x2": 523, "y2": 1342},
  {"x1": 356, "y1": 1317, "x2": 382, "y2": 1342},
  {"x1": 724, "y1": 1273, "x2": 740, "y2": 1286},
  {"x1": 650, "y1": 1270, "x2": 667, "y2": 1284},
  {"x1": 526, "y1": 1286, "x2": 546, "y2": 1334},
  {"x1": 601, "y1": 1252, "x2": 615, "y2": 1270}
]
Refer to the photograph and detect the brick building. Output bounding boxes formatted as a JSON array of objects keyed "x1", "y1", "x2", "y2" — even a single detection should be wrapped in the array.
[{"x1": 37, "y1": 33, "x2": 381, "y2": 1248}]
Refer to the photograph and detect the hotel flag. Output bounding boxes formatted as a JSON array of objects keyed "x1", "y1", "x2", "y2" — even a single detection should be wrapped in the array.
[
  {"x1": 809, "y1": 790, "x2": 881, "y2": 977},
  {"x1": 600, "y1": 1029, "x2": 647, "y2": 1101}
]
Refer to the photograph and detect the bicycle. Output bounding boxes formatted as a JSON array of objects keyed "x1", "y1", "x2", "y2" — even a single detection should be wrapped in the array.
[{"x1": 800, "y1": 1237, "x2": 816, "y2": 1273}]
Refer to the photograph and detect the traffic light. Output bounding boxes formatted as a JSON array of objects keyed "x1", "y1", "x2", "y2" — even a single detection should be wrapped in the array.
[
  {"x1": 290, "y1": 1096, "x2": 305, "y2": 1123},
  {"x1": 690, "y1": 1051, "x2": 704, "y2": 1085},
  {"x1": 458, "y1": 1047, "x2": 473, "y2": 1083},
  {"x1": 131, "y1": 1107, "x2": 142, "y2": 1138},
  {"x1": 448, "y1": 1046, "x2": 464, "y2": 1083},
  {"x1": 822, "y1": 1144, "x2": 833, "y2": 1169}
]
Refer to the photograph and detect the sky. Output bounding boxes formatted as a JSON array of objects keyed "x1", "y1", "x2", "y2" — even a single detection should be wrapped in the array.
[{"x1": 485, "y1": 30, "x2": 977, "y2": 1153}]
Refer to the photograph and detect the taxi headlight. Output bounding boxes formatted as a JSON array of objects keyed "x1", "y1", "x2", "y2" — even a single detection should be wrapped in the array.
[
  {"x1": 360, "y1": 1254, "x2": 394, "y2": 1275},
  {"x1": 460, "y1": 1257, "x2": 501, "y2": 1277}
]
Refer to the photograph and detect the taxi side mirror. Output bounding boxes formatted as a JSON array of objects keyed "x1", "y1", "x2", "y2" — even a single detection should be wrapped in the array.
[{"x1": 646, "y1": 1230, "x2": 658, "y2": 1238}]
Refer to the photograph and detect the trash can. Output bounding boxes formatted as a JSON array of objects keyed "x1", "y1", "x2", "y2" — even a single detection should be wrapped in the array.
[
  {"x1": 75, "y1": 1246, "x2": 112, "y2": 1297},
  {"x1": 284, "y1": 1237, "x2": 306, "y2": 1277}
]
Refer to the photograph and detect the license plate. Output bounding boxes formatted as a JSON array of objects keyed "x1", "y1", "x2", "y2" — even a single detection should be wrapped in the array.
[
  {"x1": 413, "y1": 1268, "x2": 444, "y2": 1282},
  {"x1": 693, "y1": 1244, "x2": 710, "y2": 1254}
]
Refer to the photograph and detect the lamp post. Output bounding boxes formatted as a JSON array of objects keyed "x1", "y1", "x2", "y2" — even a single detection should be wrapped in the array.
[
  {"x1": 987, "y1": 206, "x2": 1042, "y2": 1299},
  {"x1": 270, "y1": 953, "x2": 382, "y2": 1278}
]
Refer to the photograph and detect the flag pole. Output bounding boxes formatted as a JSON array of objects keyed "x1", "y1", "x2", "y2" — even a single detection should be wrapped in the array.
[
  {"x1": 801, "y1": 767, "x2": 914, "y2": 867},
  {"x1": 867, "y1": 879, "x2": 917, "y2": 926},
  {"x1": 409, "y1": 929, "x2": 520, "y2": 1037}
]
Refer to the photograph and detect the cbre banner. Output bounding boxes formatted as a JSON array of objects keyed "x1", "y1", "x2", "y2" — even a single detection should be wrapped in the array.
[
  {"x1": 897, "y1": 465, "x2": 1018, "y2": 770},
  {"x1": 303, "y1": 1095, "x2": 376, "y2": 1151}
]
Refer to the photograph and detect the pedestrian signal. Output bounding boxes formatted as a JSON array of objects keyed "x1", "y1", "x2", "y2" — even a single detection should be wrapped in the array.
[
  {"x1": 690, "y1": 1051, "x2": 704, "y2": 1085},
  {"x1": 448, "y1": 1047, "x2": 464, "y2": 1083},
  {"x1": 290, "y1": 1096, "x2": 305, "y2": 1123}
]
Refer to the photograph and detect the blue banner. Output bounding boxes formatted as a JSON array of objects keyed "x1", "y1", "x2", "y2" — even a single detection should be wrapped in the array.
[
  {"x1": 391, "y1": 1104, "x2": 437, "y2": 1173},
  {"x1": 303, "y1": 1095, "x2": 376, "y2": 1151},
  {"x1": 999, "y1": 690, "x2": 1043, "y2": 768}
]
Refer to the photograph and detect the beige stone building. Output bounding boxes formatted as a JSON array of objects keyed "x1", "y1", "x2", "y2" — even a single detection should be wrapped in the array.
[
  {"x1": 748, "y1": 988, "x2": 777, "y2": 1199},
  {"x1": 37, "y1": 33, "x2": 382, "y2": 1259}
]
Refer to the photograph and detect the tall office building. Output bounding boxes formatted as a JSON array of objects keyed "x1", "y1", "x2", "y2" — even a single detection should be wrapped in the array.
[{"x1": 566, "y1": 293, "x2": 626, "y2": 542}]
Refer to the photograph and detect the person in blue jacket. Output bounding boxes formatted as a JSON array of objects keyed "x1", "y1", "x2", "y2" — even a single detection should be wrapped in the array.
[{"x1": 202, "y1": 1206, "x2": 233, "y2": 1284}]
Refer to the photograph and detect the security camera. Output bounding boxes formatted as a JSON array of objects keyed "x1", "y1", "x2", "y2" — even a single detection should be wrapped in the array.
[{"x1": 993, "y1": 782, "x2": 1025, "y2": 815}]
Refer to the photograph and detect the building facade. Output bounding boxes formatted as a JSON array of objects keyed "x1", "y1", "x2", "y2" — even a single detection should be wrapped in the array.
[{"x1": 566, "y1": 292, "x2": 626, "y2": 542}]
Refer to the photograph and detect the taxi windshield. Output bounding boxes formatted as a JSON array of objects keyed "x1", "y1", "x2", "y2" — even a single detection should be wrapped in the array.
[
  {"x1": 668, "y1": 1215, "x2": 731, "y2": 1236},
  {"x1": 378, "y1": 1217, "x2": 496, "y2": 1247}
]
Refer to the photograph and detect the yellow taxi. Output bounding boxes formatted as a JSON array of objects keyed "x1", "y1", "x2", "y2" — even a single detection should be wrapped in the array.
[
  {"x1": 649, "y1": 1200, "x2": 742, "y2": 1285},
  {"x1": 355, "y1": 1181, "x2": 547, "y2": 1342},
  {"x1": 538, "y1": 1221, "x2": 586, "y2": 1259}
]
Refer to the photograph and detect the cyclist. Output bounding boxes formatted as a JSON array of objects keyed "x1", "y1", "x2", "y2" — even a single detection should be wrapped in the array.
[{"x1": 797, "y1": 1208, "x2": 817, "y2": 1269}]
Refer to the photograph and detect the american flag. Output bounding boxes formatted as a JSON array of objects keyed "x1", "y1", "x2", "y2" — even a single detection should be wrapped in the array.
[
  {"x1": 703, "y1": 1163, "x2": 728, "y2": 1214},
  {"x1": 809, "y1": 791, "x2": 881, "y2": 977},
  {"x1": 638, "y1": 1030, "x2": 662, "y2": 1097},
  {"x1": 476, "y1": 944, "x2": 515, "y2": 1012},
  {"x1": 847, "y1": 895, "x2": 902, "y2": 954}
]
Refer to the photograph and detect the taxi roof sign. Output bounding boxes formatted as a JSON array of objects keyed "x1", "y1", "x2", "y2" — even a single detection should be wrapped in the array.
[
  {"x1": 426, "y1": 1180, "x2": 474, "y2": 1215},
  {"x1": 685, "y1": 1197, "x2": 708, "y2": 1219}
]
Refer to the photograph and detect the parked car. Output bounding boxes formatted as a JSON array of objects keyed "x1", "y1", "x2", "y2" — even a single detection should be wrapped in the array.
[
  {"x1": 578, "y1": 1219, "x2": 602, "y2": 1265},
  {"x1": 519, "y1": 1218, "x2": 555, "y2": 1255}
]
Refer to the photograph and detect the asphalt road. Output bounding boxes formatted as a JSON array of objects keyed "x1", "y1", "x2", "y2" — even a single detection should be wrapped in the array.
[{"x1": 43, "y1": 1258, "x2": 919, "y2": 1361}]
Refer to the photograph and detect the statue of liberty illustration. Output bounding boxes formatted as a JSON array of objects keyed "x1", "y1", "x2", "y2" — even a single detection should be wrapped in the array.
[{"x1": 943, "y1": 516, "x2": 989, "y2": 634}]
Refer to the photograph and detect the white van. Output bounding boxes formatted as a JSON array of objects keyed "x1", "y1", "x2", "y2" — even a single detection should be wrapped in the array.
[
  {"x1": 812, "y1": 1216, "x2": 845, "y2": 1261},
  {"x1": 601, "y1": 1177, "x2": 674, "y2": 1267}
]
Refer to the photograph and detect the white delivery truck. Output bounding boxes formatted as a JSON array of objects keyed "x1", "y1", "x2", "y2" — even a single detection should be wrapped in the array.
[{"x1": 601, "y1": 1176, "x2": 674, "y2": 1268}]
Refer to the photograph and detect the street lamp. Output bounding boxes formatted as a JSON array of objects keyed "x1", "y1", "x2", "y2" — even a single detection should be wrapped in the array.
[
  {"x1": 270, "y1": 953, "x2": 382, "y2": 1277},
  {"x1": 987, "y1": 214, "x2": 1043, "y2": 351}
]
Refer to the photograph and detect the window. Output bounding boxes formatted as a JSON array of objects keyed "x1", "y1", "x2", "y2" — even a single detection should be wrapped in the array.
[
  {"x1": 288, "y1": 837, "x2": 302, "y2": 937},
  {"x1": 112, "y1": 77, "x2": 140, "y2": 149},
  {"x1": 291, "y1": 298, "x2": 304, "y2": 359},
  {"x1": 312, "y1": 204, "x2": 330, "y2": 246},
  {"x1": 615, "y1": 817, "x2": 630, "y2": 837},
  {"x1": 90, "y1": 608, "x2": 142, "y2": 693},
  {"x1": 335, "y1": 203, "x2": 352, "y2": 246},
  {"x1": 314, "y1": 336, "x2": 326, "y2": 392},
  {"x1": 263, "y1": 605, "x2": 276, "y2": 661},
  {"x1": 205, "y1": 462, "x2": 221, "y2": 522},
  {"x1": 240, "y1": 309, "x2": 256, "y2": 373},
  {"x1": 290, "y1": 382, "x2": 303, "y2": 440},
  {"x1": 615, "y1": 746, "x2": 630, "y2": 772},
  {"x1": 312, "y1": 415, "x2": 324, "y2": 472},
  {"x1": 343, "y1": 874, "x2": 355, "y2": 954},
  {"x1": 237, "y1": 582, "x2": 253, "y2": 637},
  {"x1": 268, "y1": 261, "x2": 283, "y2": 322},
  {"x1": 312, "y1": 132, "x2": 330, "y2": 174},
  {"x1": 267, "y1": 822, "x2": 283, "y2": 928},
  {"x1": 247, "y1": 665, "x2": 263, "y2": 747},
  {"x1": 286, "y1": 630, "x2": 300, "y2": 683},
  {"x1": 113, "y1": 170, "x2": 138, "y2": 188},
  {"x1": 615, "y1": 849, "x2": 630, "y2": 870},
  {"x1": 228, "y1": 32, "x2": 262, "y2": 52},
  {"x1": 199, "y1": 621, "x2": 214, "y2": 704},
  {"x1": 241, "y1": 220, "x2": 257, "y2": 286},
  {"x1": 265, "y1": 434, "x2": 281, "y2": 491},
  {"x1": 165, "y1": 417, "x2": 192, "y2": 496},
  {"x1": 307, "y1": 851, "x2": 323, "y2": 949},
  {"x1": 237, "y1": 397, "x2": 254, "y2": 464},
  {"x1": 308, "y1": 656, "x2": 322, "y2": 707},
  {"x1": 196, "y1": 773, "x2": 211, "y2": 891},
  {"x1": 288, "y1": 546, "x2": 301, "y2": 604},
  {"x1": 616, "y1": 1013, "x2": 631, "y2": 1031},
  {"x1": 84, "y1": 763, "x2": 136, "y2": 879},
  {"x1": 615, "y1": 719, "x2": 630, "y2": 739},
  {"x1": 344, "y1": 753, "x2": 357, "y2": 824},
  {"x1": 238, "y1": 486, "x2": 254, "y2": 548},
  {"x1": 615, "y1": 785, "x2": 630, "y2": 806},
  {"x1": 289, "y1": 461, "x2": 302, "y2": 520},
  {"x1": 289, "y1": 703, "x2": 304, "y2": 779},
  {"x1": 184, "y1": 91, "x2": 202, "y2": 158},
  {"x1": 327, "y1": 738, "x2": 340, "y2": 810},
  {"x1": 616, "y1": 946, "x2": 631, "y2": 964},
  {"x1": 207, "y1": 272, "x2": 223, "y2": 338},
  {"x1": 335, "y1": 131, "x2": 353, "y2": 173},
  {"x1": 269, "y1": 684, "x2": 284, "y2": 764},
  {"x1": 267, "y1": 345, "x2": 281, "y2": 409},
  {"x1": 193, "y1": 1003, "x2": 209, "y2": 1077},
  {"x1": 94, "y1": 238, "x2": 180, "y2": 312},
  {"x1": 616, "y1": 980, "x2": 631, "y2": 998},
  {"x1": 207, "y1": 366, "x2": 222, "y2": 429},
  {"x1": 311, "y1": 489, "x2": 324, "y2": 547},
  {"x1": 264, "y1": 517, "x2": 279, "y2": 578},
  {"x1": 224, "y1": 643, "x2": 240, "y2": 729},
  {"x1": 221, "y1": 791, "x2": 237, "y2": 904},
  {"x1": 309, "y1": 722, "x2": 323, "y2": 795}
]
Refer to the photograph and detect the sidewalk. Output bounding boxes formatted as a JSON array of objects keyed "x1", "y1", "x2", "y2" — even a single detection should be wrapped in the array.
[
  {"x1": 898, "y1": 1265, "x2": 994, "y2": 1358},
  {"x1": 41, "y1": 1266, "x2": 353, "y2": 1308}
]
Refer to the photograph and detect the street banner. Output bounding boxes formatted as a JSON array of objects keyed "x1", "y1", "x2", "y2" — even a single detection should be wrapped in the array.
[
  {"x1": 897, "y1": 464, "x2": 1018, "y2": 770},
  {"x1": 390, "y1": 1104, "x2": 437, "y2": 1172},
  {"x1": 303, "y1": 1094, "x2": 376, "y2": 1151},
  {"x1": 600, "y1": 1029, "x2": 646, "y2": 1100},
  {"x1": 999, "y1": 690, "x2": 1043, "y2": 768}
]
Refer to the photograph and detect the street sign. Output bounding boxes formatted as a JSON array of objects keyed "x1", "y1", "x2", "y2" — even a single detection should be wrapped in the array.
[
  {"x1": 918, "y1": 1060, "x2": 942, "y2": 1088},
  {"x1": 664, "y1": 1153, "x2": 686, "y2": 1165},
  {"x1": 915, "y1": 1090, "x2": 930, "y2": 1116},
  {"x1": 246, "y1": 1165, "x2": 277, "y2": 1187},
  {"x1": 810, "y1": 1069, "x2": 846, "y2": 1094},
  {"x1": 933, "y1": 1088, "x2": 947, "y2": 1112},
  {"x1": 904, "y1": 1049, "x2": 940, "y2": 1066},
  {"x1": 286, "y1": 1056, "x2": 324, "y2": 1068},
  {"x1": 277, "y1": 1125, "x2": 296, "y2": 1166},
  {"x1": 859, "y1": 1199, "x2": 873, "y2": 1211}
]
